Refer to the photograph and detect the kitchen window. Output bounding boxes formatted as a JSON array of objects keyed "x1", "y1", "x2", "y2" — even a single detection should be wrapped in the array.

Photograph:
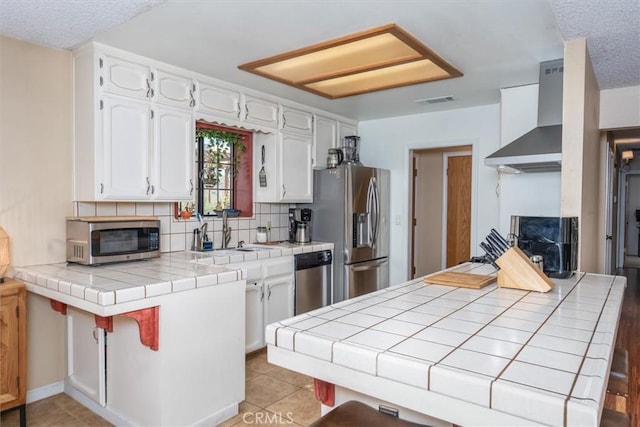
[{"x1": 177, "y1": 122, "x2": 253, "y2": 218}]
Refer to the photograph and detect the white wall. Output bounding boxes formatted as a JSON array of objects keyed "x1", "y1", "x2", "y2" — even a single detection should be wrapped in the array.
[
  {"x1": 359, "y1": 104, "x2": 500, "y2": 284},
  {"x1": 498, "y1": 85, "x2": 561, "y2": 233},
  {"x1": 600, "y1": 86, "x2": 640, "y2": 130}
]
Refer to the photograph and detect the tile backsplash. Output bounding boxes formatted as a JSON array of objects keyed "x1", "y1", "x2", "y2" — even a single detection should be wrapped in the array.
[{"x1": 74, "y1": 202, "x2": 294, "y2": 253}]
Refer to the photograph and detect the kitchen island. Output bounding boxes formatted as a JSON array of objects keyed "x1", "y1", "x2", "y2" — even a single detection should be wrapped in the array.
[{"x1": 266, "y1": 262, "x2": 626, "y2": 426}]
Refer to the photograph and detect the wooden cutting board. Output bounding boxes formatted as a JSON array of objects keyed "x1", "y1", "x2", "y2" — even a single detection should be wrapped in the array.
[{"x1": 423, "y1": 271, "x2": 496, "y2": 289}]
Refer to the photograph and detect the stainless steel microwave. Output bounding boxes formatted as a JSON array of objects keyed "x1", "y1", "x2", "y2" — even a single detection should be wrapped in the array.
[{"x1": 66, "y1": 216, "x2": 160, "y2": 265}]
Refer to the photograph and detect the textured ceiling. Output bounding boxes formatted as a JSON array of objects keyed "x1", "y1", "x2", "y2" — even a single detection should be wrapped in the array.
[
  {"x1": 549, "y1": 0, "x2": 640, "y2": 89},
  {"x1": 0, "y1": 0, "x2": 165, "y2": 50},
  {"x1": 0, "y1": 0, "x2": 638, "y2": 121}
]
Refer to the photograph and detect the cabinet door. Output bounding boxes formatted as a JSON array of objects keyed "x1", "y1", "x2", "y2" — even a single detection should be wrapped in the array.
[
  {"x1": 101, "y1": 96, "x2": 152, "y2": 200},
  {"x1": 337, "y1": 121, "x2": 357, "y2": 143},
  {"x1": 313, "y1": 115, "x2": 338, "y2": 169},
  {"x1": 152, "y1": 106, "x2": 195, "y2": 200},
  {"x1": 245, "y1": 282, "x2": 265, "y2": 353},
  {"x1": 281, "y1": 106, "x2": 313, "y2": 135},
  {"x1": 153, "y1": 69, "x2": 195, "y2": 110},
  {"x1": 100, "y1": 55, "x2": 151, "y2": 100},
  {"x1": 243, "y1": 95, "x2": 278, "y2": 128},
  {"x1": 264, "y1": 275, "x2": 294, "y2": 326},
  {"x1": 197, "y1": 82, "x2": 241, "y2": 119},
  {"x1": 0, "y1": 284, "x2": 25, "y2": 410},
  {"x1": 279, "y1": 133, "x2": 313, "y2": 202},
  {"x1": 67, "y1": 307, "x2": 106, "y2": 407}
]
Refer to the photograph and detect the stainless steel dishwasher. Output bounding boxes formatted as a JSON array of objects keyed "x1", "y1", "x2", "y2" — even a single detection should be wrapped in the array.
[{"x1": 294, "y1": 250, "x2": 332, "y2": 315}]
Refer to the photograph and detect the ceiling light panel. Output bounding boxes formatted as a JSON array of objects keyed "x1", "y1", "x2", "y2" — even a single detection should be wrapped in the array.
[{"x1": 238, "y1": 24, "x2": 462, "y2": 99}]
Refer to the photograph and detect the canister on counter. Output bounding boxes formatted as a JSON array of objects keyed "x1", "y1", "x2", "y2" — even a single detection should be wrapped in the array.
[{"x1": 256, "y1": 226, "x2": 268, "y2": 243}]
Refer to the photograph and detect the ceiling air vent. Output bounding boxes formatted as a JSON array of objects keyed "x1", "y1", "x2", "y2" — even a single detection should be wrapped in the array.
[{"x1": 416, "y1": 96, "x2": 455, "y2": 105}]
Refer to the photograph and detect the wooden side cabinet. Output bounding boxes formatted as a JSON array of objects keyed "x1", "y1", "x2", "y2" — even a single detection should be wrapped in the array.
[{"x1": 0, "y1": 279, "x2": 27, "y2": 427}]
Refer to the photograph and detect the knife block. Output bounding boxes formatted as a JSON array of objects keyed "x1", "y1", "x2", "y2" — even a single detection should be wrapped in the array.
[{"x1": 495, "y1": 247, "x2": 554, "y2": 292}]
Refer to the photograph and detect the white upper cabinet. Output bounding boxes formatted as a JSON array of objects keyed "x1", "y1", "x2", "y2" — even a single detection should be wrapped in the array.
[
  {"x1": 338, "y1": 121, "x2": 358, "y2": 144},
  {"x1": 152, "y1": 106, "x2": 195, "y2": 200},
  {"x1": 243, "y1": 95, "x2": 278, "y2": 127},
  {"x1": 100, "y1": 96, "x2": 152, "y2": 200},
  {"x1": 281, "y1": 106, "x2": 313, "y2": 135},
  {"x1": 74, "y1": 42, "x2": 358, "y2": 203},
  {"x1": 153, "y1": 69, "x2": 196, "y2": 110},
  {"x1": 196, "y1": 82, "x2": 241, "y2": 119},
  {"x1": 279, "y1": 133, "x2": 313, "y2": 202},
  {"x1": 313, "y1": 115, "x2": 338, "y2": 169},
  {"x1": 100, "y1": 55, "x2": 151, "y2": 100},
  {"x1": 74, "y1": 44, "x2": 194, "y2": 202}
]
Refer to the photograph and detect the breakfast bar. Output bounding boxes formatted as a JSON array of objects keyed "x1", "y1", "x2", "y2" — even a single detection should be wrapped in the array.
[{"x1": 266, "y1": 263, "x2": 626, "y2": 426}]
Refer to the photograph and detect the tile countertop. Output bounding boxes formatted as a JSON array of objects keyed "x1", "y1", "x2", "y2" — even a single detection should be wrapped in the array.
[
  {"x1": 266, "y1": 262, "x2": 626, "y2": 427},
  {"x1": 12, "y1": 242, "x2": 333, "y2": 317}
]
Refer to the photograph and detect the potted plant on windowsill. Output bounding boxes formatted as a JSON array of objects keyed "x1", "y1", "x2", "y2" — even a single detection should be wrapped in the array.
[{"x1": 197, "y1": 129, "x2": 246, "y2": 187}]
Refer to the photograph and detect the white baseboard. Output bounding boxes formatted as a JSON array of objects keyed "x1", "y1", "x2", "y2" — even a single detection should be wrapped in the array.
[{"x1": 26, "y1": 381, "x2": 65, "y2": 404}]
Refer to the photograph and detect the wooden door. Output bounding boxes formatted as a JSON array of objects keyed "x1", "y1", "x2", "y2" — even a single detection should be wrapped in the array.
[{"x1": 446, "y1": 155, "x2": 472, "y2": 267}]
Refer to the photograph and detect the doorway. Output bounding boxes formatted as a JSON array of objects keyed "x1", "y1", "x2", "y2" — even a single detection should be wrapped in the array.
[{"x1": 410, "y1": 146, "x2": 472, "y2": 278}]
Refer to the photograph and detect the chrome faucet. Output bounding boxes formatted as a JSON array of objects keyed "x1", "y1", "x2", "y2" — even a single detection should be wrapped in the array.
[{"x1": 221, "y1": 210, "x2": 231, "y2": 249}]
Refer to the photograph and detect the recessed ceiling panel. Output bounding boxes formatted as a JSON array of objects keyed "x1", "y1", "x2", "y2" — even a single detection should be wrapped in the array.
[{"x1": 239, "y1": 23, "x2": 462, "y2": 99}]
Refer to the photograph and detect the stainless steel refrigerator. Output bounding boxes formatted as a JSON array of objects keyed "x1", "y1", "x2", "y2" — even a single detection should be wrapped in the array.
[{"x1": 306, "y1": 165, "x2": 390, "y2": 303}]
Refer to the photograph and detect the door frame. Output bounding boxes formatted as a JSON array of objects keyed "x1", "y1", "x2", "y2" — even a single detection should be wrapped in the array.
[
  {"x1": 441, "y1": 151, "x2": 472, "y2": 270},
  {"x1": 407, "y1": 138, "x2": 478, "y2": 279},
  {"x1": 617, "y1": 170, "x2": 640, "y2": 268},
  {"x1": 603, "y1": 137, "x2": 615, "y2": 274}
]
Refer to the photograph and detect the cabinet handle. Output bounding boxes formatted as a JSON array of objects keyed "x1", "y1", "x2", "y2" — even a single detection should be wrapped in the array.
[
  {"x1": 151, "y1": 185, "x2": 155, "y2": 195},
  {"x1": 146, "y1": 177, "x2": 151, "y2": 195},
  {"x1": 146, "y1": 79, "x2": 151, "y2": 98},
  {"x1": 268, "y1": 287, "x2": 272, "y2": 299},
  {"x1": 260, "y1": 288, "x2": 264, "y2": 302},
  {"x1": 190, "y1": 179, "x2": 194, "y2": 195},
  {"x1": 99, "y1": 58, "x2": 103, "y2": 69},
  {"x1": 282, "y1": 116, "x2": 287, "y2": 128},
  {"x1": 189, "y1": 89, "x2": 195, "y2": 108},
  {"x1": 150, "y1": 72, "x2": 155, "y2": 82},
  {"x1": 92, "y1": 328, "x2": 99, "y2": 343},
  {"x1": 282, "y1": 185, "x2": 286, "y2": 198},
  {"x1": 244, "y1": 106, "x2": 249, "y2": 120},
  {"x1": 236, "y1": 102, "x2": 241, "y2": 119},
  {"x1": 100, "y1": 183, "x2": 104, "y2": 194},
  {"x1": 99, "y1": 76, "x2": 103, "y2": 87},
  {"x1": 150, "y1": 88, "x2": 155, "y2": 98}
]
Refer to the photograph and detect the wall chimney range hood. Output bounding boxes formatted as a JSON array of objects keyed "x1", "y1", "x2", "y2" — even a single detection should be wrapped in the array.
[{"x1": 485, "y1": 59, "x2": 564, "y2": 173}]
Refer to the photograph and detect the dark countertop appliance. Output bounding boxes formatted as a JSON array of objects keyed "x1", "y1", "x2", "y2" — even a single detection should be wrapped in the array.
[
  {"x1": 510, "y1": 216, "x2": 578, "y2": 278},
  {"x1": 289, "y1": 208, "x2": 312, "y2": 243}
]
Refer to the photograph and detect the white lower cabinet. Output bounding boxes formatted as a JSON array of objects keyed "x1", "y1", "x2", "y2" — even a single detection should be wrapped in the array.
[
  {"x1": 264, "y1": 276, "x2": 294, "y2": 326},
  {"x1": 239, "y1": 256, "x2": 294, "y2": 353},
  {"x1": 245, "y1": 281, "x2": 265, "y2": 352},
  {"x1": 66, "y1": 307, "x2": 106, "y2": 407}
]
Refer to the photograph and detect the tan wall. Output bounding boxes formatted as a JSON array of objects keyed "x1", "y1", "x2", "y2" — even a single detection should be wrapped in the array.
[
  {"x1": 561, "y1": 38, "x2": 601, "y2": 273},
  {"x1": 0, "y1": 35, "x2": 71, "y2": 390}
]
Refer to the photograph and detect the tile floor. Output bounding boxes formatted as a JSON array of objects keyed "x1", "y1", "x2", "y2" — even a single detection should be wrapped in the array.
[{"x1": 0, "y1": 349, "x2": 320, "y2": 427}]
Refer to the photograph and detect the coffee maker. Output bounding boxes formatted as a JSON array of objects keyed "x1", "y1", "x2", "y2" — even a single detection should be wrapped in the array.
[{"x1": 289, "y1": 208, "x2": 312, "y2": 243}]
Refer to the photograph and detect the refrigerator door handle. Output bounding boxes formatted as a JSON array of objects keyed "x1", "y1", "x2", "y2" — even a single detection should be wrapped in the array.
[
  {"x1": 366, "y1": 177, "x2": 374, "y2": 247},
  {"x1": 371, "y1": 177, "x2": 380, "y2": 246},
  {"x1": 350, "y1": 258, "x2": 387, "y2": 272}
]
